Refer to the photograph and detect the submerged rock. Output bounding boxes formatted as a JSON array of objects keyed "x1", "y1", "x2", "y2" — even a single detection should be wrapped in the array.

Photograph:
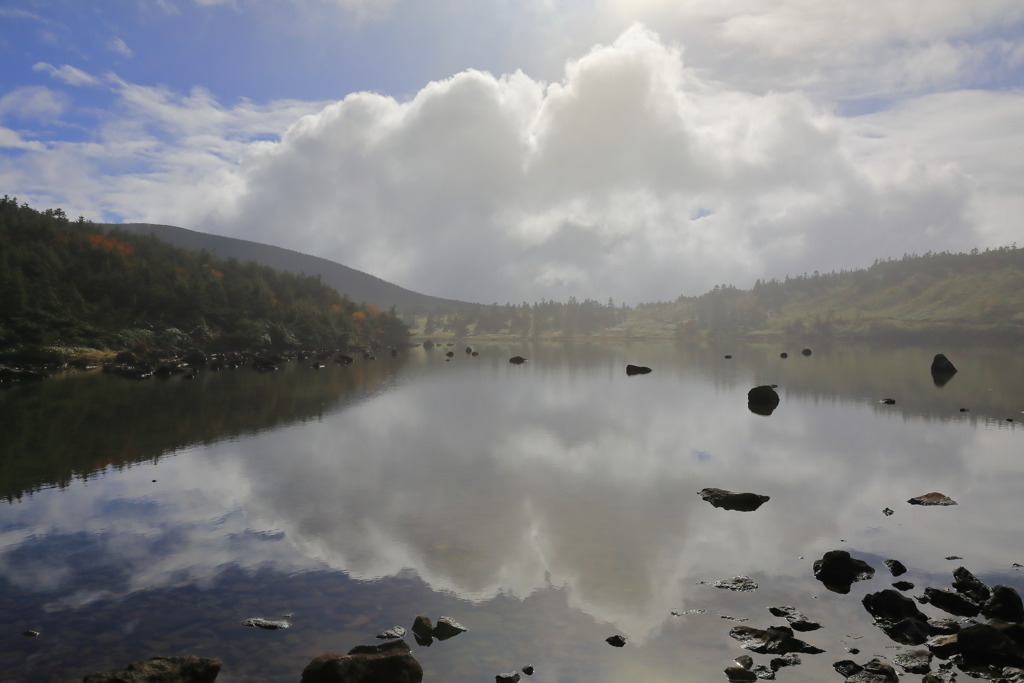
[
  {"x1": 241, "y1": 617, "x2": 291, "y2": 630},
  {"x1": 908, "y1": 492, "x2": 957, "y2": 506},
  {"x1": 300, "y1": 640, "x2": 422, "y2": 683},
  {"x1": 714, "y1": 576, "x2": 759, "y2": 592},
  {"x1": 728, "y1": 625, "x2": 824, "y2": 655},
  {"x1": 768, "y1": 605, "x2": 821, "y2": 632},
  {"x1": 80, "y1": 656, "x2": 221, "y2": 683},
  {"x1": 813, "y1": 550, "x2": 875, "y2": 594},
  {"x1": 699, "y1": 488, "x2": 771, "y2": 512}
]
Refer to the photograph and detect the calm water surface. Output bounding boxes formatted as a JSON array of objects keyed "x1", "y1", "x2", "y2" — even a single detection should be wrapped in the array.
[{"x1": 1, "y1": 342, "x2": 1022, "y2": 682}]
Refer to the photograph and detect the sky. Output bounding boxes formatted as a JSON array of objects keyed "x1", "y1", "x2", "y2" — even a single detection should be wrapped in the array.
[{"x1": 2, "y1": 1, "x2": 1024, "y2": 305}]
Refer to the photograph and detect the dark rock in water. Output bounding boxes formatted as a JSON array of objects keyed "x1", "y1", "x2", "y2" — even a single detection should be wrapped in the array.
[
  {"x1": 242, "y1": 617, "x2": 291, "y2": 629},
  {"x1": 699, "y1": 487, "x2": 770, "y2": 512},
  {"x1": 605, "y1": 634, "x2": 627, "y2": 647},
  {"x1": 842, "y1": 658, "x2": 899, "y2": 682},
  {"x1": 771, "y1": 653, "x2": 801, "y2": 670},
  {"x1": 714, "y1": 576, "x2": 758, "y2": 592},
  {"x1": 892, "y1": 649, "x2": 933, "y2": 674},
  {"x1": 953, "y1": 622, "x2": 1024, "y2": 659},
  {"x1": 724, "y1": 354, "x2": 733, "y2": 359},
  {"x1": 882, "y1": 507, "x2": 894, "y2": 516},
  {"x1": 952, "y1": 566, "x2": 991, "y2": 604},
  {"x1": 879, "y1": 398, "x2": 896, "y2": 405},
  {"x1": 813, "y1": 550, "x2": 875, "y2": 594},
  {"x1": 983, "y1": 585, "x2": 1024, "y2": 622},
  {"x1": 735, "y1": 655, "x2": 754, "y2": 670},
  {"x1": 724, "y1": 665, "x2": 757, "y2": 681},
  {"x1": 521, "y1": 664, "x2": 534, "y2": 675},
  {"x1": 412, "y1": 615, "x2": 433, "y2": 646},
  {"x1": 509, "y1": 356, "x2": 528, "y2": 364},
  {"x1": 801, "y1": 348, "x2": 812, "y2": 356},
  {"x1": 861, "y1": 589, "x2": 929, "y2": 645},
  {"x1": 626, "y1": 364, "x2": 652, "y2": 375},
  {"x1": 495, "y1": 673, "x2": 520, "y2": 683},
  {"x1": 81, "y1": 656, "x2": 221, "y2": 683},
  {"x1": 432, "y1": 616, "x2": 467, "y2": 640},
  {"x1": 924, "y1": 587, "x2": 980, "y2": 617},
  {"x1": 926, "y1": 617, "x2": 960, "y2": 635},
  {"x1": 931, "y1": 354, "x2": 957, "y2": 386},
  {"x1": 908, "y1": 492, "x2": 957, "y2": 506},
  {"x1": 884, "y1": 559, "x2": 907, "y2": 577},
  {"x1": 728, "y1": 625, "x2": 824, "y2": 654},
  {"x1": 893, "y1": 581, "x2": 915, "y2": 591},
  {"x1": 376, "y1": 626, "x2": 406, "y2": 639},
  {"x1": 834, "y1": 660, "x2": 863, "y2": 678},
  {"x1": 768, "y1": 605, "x2": 821, "y2": 631},
  {"x1": 747, "y1": 385, "x2": 781, "y2": 415},
  {"x1": 21, "y1": 629, "x2": 39, "y2": 637},
  {"x1": 780, "y1": 352, "x2": 788, "y2": 359},
  {"x1": 300, "y1": 640, "x2": 422, "y2": 683}
]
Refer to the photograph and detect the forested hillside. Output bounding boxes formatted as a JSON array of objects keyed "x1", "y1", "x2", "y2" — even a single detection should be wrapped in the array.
[{"x1": 0, "y1": 197, "x2": 409, "y2": 352}]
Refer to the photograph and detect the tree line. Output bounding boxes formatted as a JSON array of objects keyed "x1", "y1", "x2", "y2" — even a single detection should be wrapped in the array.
[{"x1": 0, "y1": 196, "x2": 409, "y2": 352}]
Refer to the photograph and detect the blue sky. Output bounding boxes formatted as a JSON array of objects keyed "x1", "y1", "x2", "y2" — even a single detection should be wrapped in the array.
[{"x1": 3, "y1": 1, "x2": 1024, "y2": 304}]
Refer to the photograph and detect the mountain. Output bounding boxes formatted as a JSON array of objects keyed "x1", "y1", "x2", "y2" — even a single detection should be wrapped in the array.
[{"x1": 109, "y1": 223, "x2": 482, "y2": 315}]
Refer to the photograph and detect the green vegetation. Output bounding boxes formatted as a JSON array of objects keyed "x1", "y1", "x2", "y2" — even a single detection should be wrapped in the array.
[
  {"x1": 411, "y1": 248, "x2": 1024, "y2": 341},
  {"x1": 0, "y1": 196, "x2": 409, "y2": 353}
]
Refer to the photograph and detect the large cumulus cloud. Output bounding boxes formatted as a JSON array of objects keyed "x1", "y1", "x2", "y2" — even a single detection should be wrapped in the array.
[{"x1": 197, "y1": 25, "x2": 978, "y2": 303}]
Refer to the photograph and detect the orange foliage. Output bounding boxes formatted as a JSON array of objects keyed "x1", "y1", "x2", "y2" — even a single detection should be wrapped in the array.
[
  {"x1": 365, "y1": 305, "x2": 381, "y2": 316},
  {"x1": 351, "y1": 311, "x2": 366, "y2": 322},
  {"x1": 86, "y1": 233, "x2": 134, "y2": 256}
]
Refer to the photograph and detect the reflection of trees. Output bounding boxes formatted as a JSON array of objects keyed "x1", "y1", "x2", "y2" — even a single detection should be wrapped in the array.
[{"x1": 0, "y1": 358, "x2": 404, "y2": 501}]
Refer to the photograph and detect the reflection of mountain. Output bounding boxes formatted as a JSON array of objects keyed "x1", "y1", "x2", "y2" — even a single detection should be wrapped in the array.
[{"x1": 0, "y1": 357, "x2": 405, "y2": 501}]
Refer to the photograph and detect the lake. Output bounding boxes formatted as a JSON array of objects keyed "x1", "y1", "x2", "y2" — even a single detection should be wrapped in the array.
[{"x1": 1, "y1": 341, "x2": 1022, "y2": 682}]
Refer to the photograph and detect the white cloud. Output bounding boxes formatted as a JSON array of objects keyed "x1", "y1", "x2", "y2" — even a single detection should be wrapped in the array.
[
  {"x1": 108, "y1": 37, "x2": 134, "y2": 58},
  {"x1": 0, "y1": 86, "x2": 68, "y2": 121},
  {"x1": 32, "y1": 62, "x2": 102, "y2": 87}
]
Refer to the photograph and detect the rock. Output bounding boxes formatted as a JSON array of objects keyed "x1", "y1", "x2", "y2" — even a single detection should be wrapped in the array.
[
  {"x1": 724, "y1": 666, "x2": 758, "y2": 681},
  {"x1": 768, "y1": 605, "x2": 821, "y2": 631},
  {"x1": 924, "y1": 587, "x2": 980, "y2": 617},
  {"x1": 882, "y1": 507, "x2": 894, "y2": 516},
  {"x1": 605, "y1": 635, "x2": 627, "y2": 647},
  {"x1": 780, "y1": 352, "x2": 788, "y2": 358},
  {"x1": 833, "y1": 660, "x2": 862, "y2": 677},
  {"x1": 801, "y1": 348, "x2": 812, "y2": 356},
  {"x1": 81, "y1": 656, "x2": 221, "y2": 683},
  {"x1": 509, "y1": 356, "x2": 528, "y2": 364},
  {"x1": 771, "y1": 654, "x2": 801, "y2": 670},
  {"x1": 300, "y1": 640, "x2": 422, "y2": 683},
  {"x1": 892, "y1": 649, "x2": 932, "y2": 674},
  {"x1": 926, "y1": 618, "x2": 961, "y2": 635},
  {"x1": 22, "y1": 629, "x2": 39, "y2": 637},
  {"x1": 699, "y1": 488, "x2": 770, "y2": 512},
  {"x1": 495, "y1": 673, "x2": 520, "y2": 683},
  {"x1": 861, "y1": 589, "x2": 930, "y2": 645},
  {"x1": 907, "y1": 492, "x2": 957, "y2": 506},
  {"x1": 375, "y1": 626, "x2": 406, "y2": 639},
  {"x1": 432, "y1": 616, "x2": 467, "y2": 641},
  {"x1": 735, "y1": 655, "x2": 754, "y2": 669},
  {"x1": 892, "y1": 581, "x2": 915, "y2": 591},
  {"x1": 931, "y1": 354, "x2": 957, "y2": 386},
  {"x1": 952, "y1": 566, "x2": 991, "y2": 604},
  {"x1": 625, "y1": 364, "x2": 652, "y2": 375},
  {"x1": 521, "y1": 665, "x2": 534, "y2": 675},
  {"x1": 845, "y1": 658, "x2": 899, "y2": 682},
  {"x1": 983, "y1": 585, "x2": 1024, "y2": 622},
  {"x1": 411, "y1": 615, "x2": 433, "y2": 646},
  {"x1": 241, "y1": 617, "x2": 290, "y2": 629},
  {"x1": 728, "y1": 625, "x2": 824, "y2": 655},
  {"x1": 813, "y1": 550, "x2": 875, "y2": 594},
  {"x1": 747, "y1": 385, "x2": 780, "y2": 415},
  {"x1": 884, "y1": 559, "x2": 907, "y2": 577},
  {"x1": 714, "y1": 576, "x2": 759, "y2": 592},
  {"x1": 955, "y1": 622, "x2": 1024, "y2": 659},
  {"x1": 879, "y1": 398, "x2": 896, "y2": 405}
]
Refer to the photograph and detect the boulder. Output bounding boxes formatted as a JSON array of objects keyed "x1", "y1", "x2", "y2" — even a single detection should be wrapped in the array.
[
  {"x1": 862, "y1": 589, "x2": 930, "y2": 645},
  {"x1": 432, "y1": 616, "x2": 467, "y2": 641},
  {"x1": 892, "y1": 649, "x2": 933, "y2": 674},
  {"x1": 924, "y1": 587, "x2": 980, "y2": 617},
  {"x1": 300, "y1": 640, "x2": 422, "y2": 683},
  {"x1": 931, "y1": 354, "x2": 957, "y2": 386},
  {"x1": 747, "y1": 385, "x2": 780, "y2": 415},
  {"x1": 813, "y1": 550, "x2": 875, "y2": 594},
  {"x1": 768, "y1": 605, "x2": 821, "y2": 631},
  {"x1": 952, "y1": 566, "x2": 991, "y2": 604},
  {"x1": 728, "y1": 625, "x2": 824, "y2": 654},
  {"x1": 605, "y1": 635, "x2": 627, "y2": 647},
  {"x1": 411, "y1": 615, "x2": 433, "y2": 646},
  {"x1": 81, "y1": 656, "x2": 221, "y2": 683},
  {"x1": 984, "y1": 585, "x2": 1024, "y2": 622},
  {"x1": 907, "y1": 492, "x2": 957, "y2": 506},
  {"x1": 625, "y1": 364, "x2": 652, "y2": 375},
  {"x1": 509, "y1": 356, "x2": 528, "y2": 364},
  {"x1": 884, "y1": 559, "x2": 907, "y2": 577},
  {"x1": 698, "y1": 487, "x2": 770, "y2": 512}
]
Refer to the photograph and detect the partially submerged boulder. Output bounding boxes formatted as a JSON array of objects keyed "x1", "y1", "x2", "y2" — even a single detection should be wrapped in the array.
[
  {"x1": 625, "y1": 364, "x2": 652, "y2": 375},
  {"x1": 80, "y1": 656, "x2": 221, "y2": 683},
  {"x1": 908, "y1": 492, "x2": 957, "y2": 506},
  {"x1": 698, "y1": 487, "x2": 770, "y2": 512},
  {"x1": 300, "y1": 640, "x2": 422, "y2": 683},
  {"x1": 813, "y1": 550, "x2": 875, "y2": 594},
  {"x1": 728, "y1": 625, "x2": 824, "y2": 655},
  {"x1": 747, "y1": 385, "x2": 780, "y2": 415}
]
